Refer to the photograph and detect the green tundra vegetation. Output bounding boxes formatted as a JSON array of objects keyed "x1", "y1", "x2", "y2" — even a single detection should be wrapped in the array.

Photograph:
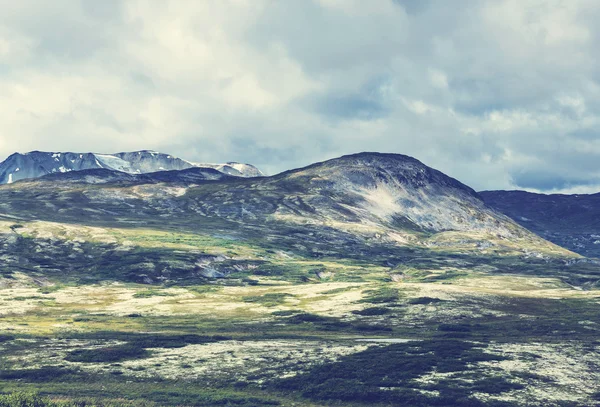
[
  {"x1": 0, "y1": 222, "x2": 598, "y2": 406},
  {"x1": 0, "y1": 288, "x2": 598, "y2": 407}
]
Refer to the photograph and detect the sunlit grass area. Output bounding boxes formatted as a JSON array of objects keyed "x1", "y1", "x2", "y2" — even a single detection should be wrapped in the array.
[
  {"x1": 0, "y1": 270, "x2": 599, "y2": 406},
  {"x1": 0, "y1": 218, "x2": 599, "y2": 406}
]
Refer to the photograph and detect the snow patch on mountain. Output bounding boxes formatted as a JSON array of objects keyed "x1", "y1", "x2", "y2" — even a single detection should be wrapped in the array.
[
  {"x1": 95, "y1": 154, "x2": 134, "y2": 173},
  {"x1": 193, "y1": 162, "x2": 264, "y2": 178}
]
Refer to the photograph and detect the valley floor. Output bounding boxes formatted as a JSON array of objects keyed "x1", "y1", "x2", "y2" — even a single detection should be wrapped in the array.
[{"x1": 0, "y1": 275, "x2": 599, "y2": 407}]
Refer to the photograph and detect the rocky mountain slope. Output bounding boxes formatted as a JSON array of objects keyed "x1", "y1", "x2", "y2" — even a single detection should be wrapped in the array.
[
  {"x1": 0, "y1": 150, "x2": 263, "y2": 184},
  {"x1": 260, "y1": 152, "x2": 518, "y2": 234},
  {"x1": 0, "y1": 152, "x2": 570, "y2": 269},
  {"x1": 2, "y1": 152, "x2": 527, "y2": 235},
  {"x1": 36, "y1": 167, "x2": 233, "y2": 185},
  {"x1": 481, "y1": 190, "x2": 600, "y2": 258}
]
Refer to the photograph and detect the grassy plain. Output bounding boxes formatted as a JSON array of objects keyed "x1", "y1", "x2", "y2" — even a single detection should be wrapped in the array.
[{"x1": 0, "y1": 220, "x2": 599, "y2": 406}]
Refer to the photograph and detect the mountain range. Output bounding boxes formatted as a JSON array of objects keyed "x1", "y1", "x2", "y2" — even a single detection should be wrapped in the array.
[
  {"x1": 0, "y1": 149, "x2": 595, "y2": 258},
  {"x1": 0, "y1": 150, "x2": 263, "y2": 185},
  {"x1": 0, "y1": 151, "x2": 544, "y2": 239},
  {"x1": 0, "y1": 150, "x2": 583, "y2": 286}
]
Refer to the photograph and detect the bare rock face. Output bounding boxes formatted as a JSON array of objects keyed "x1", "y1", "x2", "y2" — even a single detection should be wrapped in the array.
[
  {"x1": 0, "y1": 150, "x2": 263, "y2": 184},
  {"x1": 192, "y1": 162, "x2": 264, "y2": 178}
]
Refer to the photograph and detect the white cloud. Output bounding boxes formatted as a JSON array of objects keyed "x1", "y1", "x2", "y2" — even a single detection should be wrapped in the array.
[
  {"x1": 0, "y1": 0, "x2": 599, "y2": 192},
  {"x1": 429, "y1": 69, "x2": 448, "y2": 89}
]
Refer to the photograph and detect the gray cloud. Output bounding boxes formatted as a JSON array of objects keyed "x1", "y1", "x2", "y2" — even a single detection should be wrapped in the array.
[
  {"x1": 310, "y1": 91, "x2": 390, "y2": 121},
  {"x1": 0, "y1": 0, "x2": 599, "y2": 192}
]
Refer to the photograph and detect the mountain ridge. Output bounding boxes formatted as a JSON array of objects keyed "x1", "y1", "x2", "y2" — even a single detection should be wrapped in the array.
[
  {"x1": 27, "y1": 166, "x2": 233, "y2": 186},
  {"x1": 1, "y1": 151, "x2": 557, "y2": 247},
  {"x1": 253, "y1": 152, "x2": 508, "y2": 234},
  {"x1": 481, "y1": 189, "x2": 600, "y2": 257},
  {"x1": 0, "y1": 150, "x2": 263, "y2": 184},
  {"x1": 0, "y1": 151, "x2": 580, "y2": 261}
]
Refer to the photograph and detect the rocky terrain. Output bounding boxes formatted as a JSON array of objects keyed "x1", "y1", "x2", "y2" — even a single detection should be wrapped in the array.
[
  {"x1": 0, "y1": 150, "x2": 263, "y2": 184},
  {"x1": 0, "y1": 152, "x2": 598, "y2": 407}
]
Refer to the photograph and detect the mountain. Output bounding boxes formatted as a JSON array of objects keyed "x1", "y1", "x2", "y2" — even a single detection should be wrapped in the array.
[
  {"x1": 480, "y1": 190, "x2": 600, "y2": 258},
  {"x1": 0, "y1": 151, "x2": 577, "y2": 292},
  {"x1": 189, "y1": 152, "x2": 526, "y2": 236},
  {"x1": 0, "y1": 152, "x2": 567, "y2": 261},
  {"x1": 0, "y1": 150, "x2": 263, "y2": 184},
  {"x1": 1, "y1": 151, "x2": 598, "y2": 407},
  {"x1": 269, "y1": 152, "x2": 520, "y2": 233}
]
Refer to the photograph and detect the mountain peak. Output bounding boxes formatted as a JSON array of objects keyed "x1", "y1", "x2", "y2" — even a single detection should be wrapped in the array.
[
  {"x1": 281, "y1": 151, "x2": 477, "y2": 196},
  {"x1": 264, "y1": 152, "x2": 501, "y2": 233},
  {"x1": 339, "y1": 151, "x2": 423, "y2": 161}
]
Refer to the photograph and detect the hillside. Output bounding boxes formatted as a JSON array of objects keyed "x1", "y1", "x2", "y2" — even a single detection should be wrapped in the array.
[
  {"x1": 480, "y1": 190, "x2": 600, "y2": 258},
  {"x1": 0, "y1": 152, "x2": 585, "y2": 291}
]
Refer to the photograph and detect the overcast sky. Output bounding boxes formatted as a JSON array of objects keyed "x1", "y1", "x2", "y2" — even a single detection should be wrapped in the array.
[{"x1": 1, "y1": 0, "x2": 599, "y2": 192}]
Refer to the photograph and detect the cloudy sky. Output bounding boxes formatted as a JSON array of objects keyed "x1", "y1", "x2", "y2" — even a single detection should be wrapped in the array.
[{"x1": 1, "y1": 0, "x2": 599, "y2": 192}]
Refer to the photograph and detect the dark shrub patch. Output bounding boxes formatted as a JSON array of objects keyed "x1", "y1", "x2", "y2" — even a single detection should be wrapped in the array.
[
  {"x1": 11, "y1": 296, "x2": 50, "y2": 301},
  {"x1": 471, "y1": 377, "x2": 525, "y2": 394},
  {"x1": 241, "y1": 278, "x2": 259, "y2": 286},
  {"x1": 65, "y1": 332, "x2": 231, "y2": 350},
  {"x1": 274, "y1": 339, "x2": 511, "y2": 406},
  {"x1": 352, "y1": 307, "x2": 390, "y2": 316},
  {"x1": 286, "y1": 313, "x2": 331, "y2": 324},
  {"x1": 438, "y1": 323, "x2": 472, "y2": 332},
  {"x1": 242, "y1": 293, "x2": 293, "y2": 307},
  {"x1": 0, "y1": 367, "x2": 78, "y2": 382},
  {"x1": 66, "y1": 344, "x2": 149, "y2": 363},
  {"x1": 353, "y1": 324, "x2": 392, "y2": 332},
  {"x1": 409, "y1": 297, "x2": 444, "y2": 305}
]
